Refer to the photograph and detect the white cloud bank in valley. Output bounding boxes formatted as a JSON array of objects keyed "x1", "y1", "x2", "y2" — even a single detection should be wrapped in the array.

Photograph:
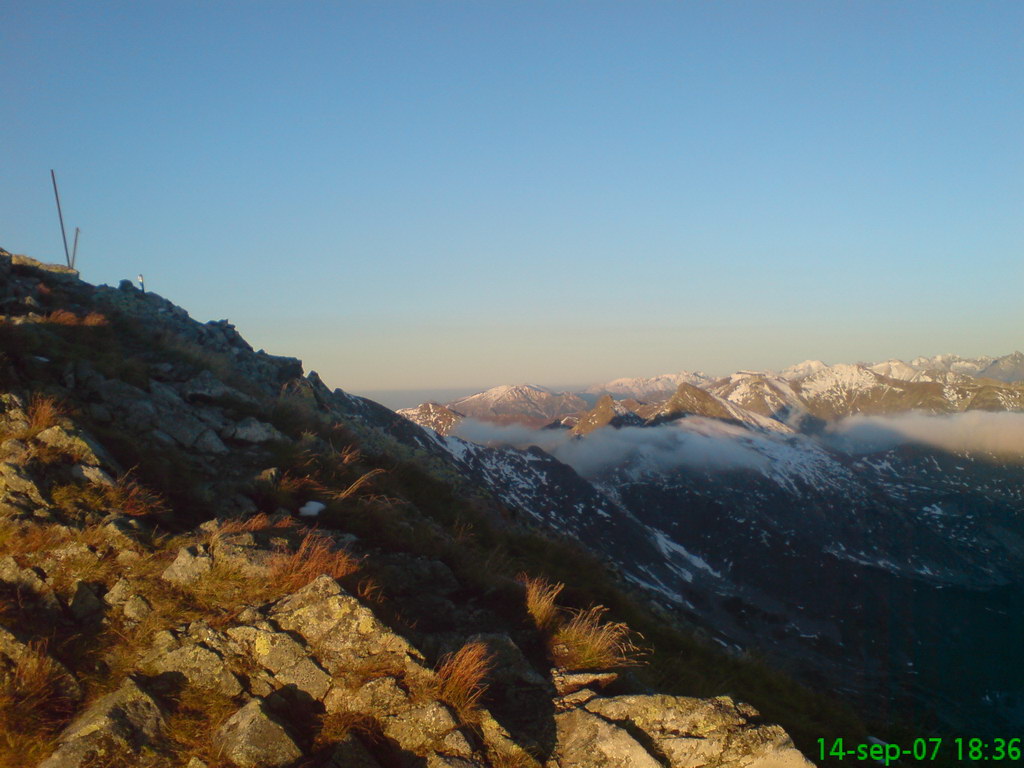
[
  {"x1": 452, "y1": 410, "x2": 1024, "y2": 478},
  {"x1": 453, "y1": 417, "x2": 780, "y2": 477},
  {"x1": 824, "y1": 411, "x2": 1024, "y2": 457}
]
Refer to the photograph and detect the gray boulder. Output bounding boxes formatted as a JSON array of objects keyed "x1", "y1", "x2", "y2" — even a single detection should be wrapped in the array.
[
  {"x1": 227, "y1": 625, "x2": 331, "y2": 700},
  {"x1": 161, "y1": 544, "x2": 213, "y2": 585},
  {"x1": 144, "y1": 641, "x2": 243, "y2": 697},
  {"x1": 217, "y1": 698, "x2": 302, "y2": 768},
  {"x1": 39, "y1": 678, "x2": 165, "y2": 768},
  {"x1": 35, "y1": 424, "x2": 119, "y2": 470},
  {"x1": 584, "y1": 695, "x2": 815, "y2": 768},
  {"x1": 69, "y1": 580, "x2": 105, "y2": 623},
  {"x1": 225, "y1": 417, "x2": 287, "y2": 444},
  {"x1": 380, "y1": 700, "x2": 474, "y2": 758},
  {"x1": 270, "y1": 575, "x2": 429, "y2": 688},
  {"x1": 551, "y1": 708, "x2": 662, "y2": 768}
]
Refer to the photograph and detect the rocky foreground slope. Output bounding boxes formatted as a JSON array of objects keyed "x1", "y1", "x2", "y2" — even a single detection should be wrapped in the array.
[{"x1": 0, "y1": 250, "x2": 822, "y2": 767}]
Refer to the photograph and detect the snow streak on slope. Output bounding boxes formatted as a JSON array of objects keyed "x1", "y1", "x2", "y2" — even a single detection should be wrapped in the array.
[
  {"x1": 587, "y1": 371, "x2": 713, "y2": 400},
  {"x1": 708, "y1": 372, "x2": 812, "y2": 428},
  {"x1": 447, "y1": 384, "x2": 588, "y2": 425}
]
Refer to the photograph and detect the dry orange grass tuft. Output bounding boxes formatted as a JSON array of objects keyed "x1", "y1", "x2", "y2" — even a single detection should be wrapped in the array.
[
  {"x1": 0, "y1": 519, "x2": 69, "y2": 557},
  {"x1": 314, "y1": 709, "x2": 380, "y2": 749},
  {"x1": 107, "y1": 475, "x2": 171, "y2": 517},
  {"x1": 435, "y1": 641, "x2": 494, "y2": 719},
  {"x1": 162, "y1": 686, "x2": 238, "y2": 767},
  {"x1": 0, "y1": 641, "x2": 78, "y2": 766},
  {"x1": 41, "y1": 309, "x2": 81, "y2": 326},
  {"x1": 267, "y1": 532, "x2": 359, "y2": 592},
  {"x1": 550, "y1": 605, "x2": 644, "y2": 671},
  {"x1": 489, "y1": 749, "x2": 543, "y2": 768},
  {"x1": 355, "y1": 577, "x2": 385, "y2": 604},
  {"x1": 26, "y1": 393, "x2": 65, "y2": 433},
  {"x1": 326, "y1": 468, "x2": 385, "y2": 502},
  {"x1": 40, "y1": 309, "x2": 109, "y2": 327},
  {"x1": 213, "y1": 513, "x2": 298, "y2": 536},
  {"x1": 518, "y1": 574, "x2": 564, "y2": 633}
]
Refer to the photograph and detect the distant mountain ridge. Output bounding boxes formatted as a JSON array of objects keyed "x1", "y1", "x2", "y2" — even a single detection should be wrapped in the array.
[{"x1": 399, "y1": 352, "x2": 1024, "y2": 435}]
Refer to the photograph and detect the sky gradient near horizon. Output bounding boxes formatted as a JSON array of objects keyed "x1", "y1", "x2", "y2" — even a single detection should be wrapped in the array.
[{"x1": 3, "y1": 2, "x2": 1022, "y2": 398}]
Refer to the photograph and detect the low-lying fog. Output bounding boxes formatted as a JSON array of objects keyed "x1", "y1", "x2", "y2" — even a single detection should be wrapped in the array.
[{"x1": 452, "y1": 411, "x2": 1024, "y2": 478}]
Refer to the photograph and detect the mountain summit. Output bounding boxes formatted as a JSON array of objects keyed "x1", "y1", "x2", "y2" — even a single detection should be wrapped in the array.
[{"x1": 0, "y1": 249, "x2": 826, "y2": 767}]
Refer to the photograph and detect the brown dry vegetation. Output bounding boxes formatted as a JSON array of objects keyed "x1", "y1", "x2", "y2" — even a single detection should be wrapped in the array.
[
  {"x1": 489, "y1": 750, "x2": 543, "y2": 768},
  {"x1": 267, "y1": 531, "x2": 360, "y2": 593},
  {"x1": 212, "y1": 512, "x2": 298, "y2": 536},
  {"x1": 203, "y1": 512, "x2": 300, "y2": 550},
  {"x1": 41, "y1": 310, "x2": 107, "y2": 327},
  {"x1": 435, "y1": 641, "x2": 494, "y2": 721},
  {"x1": 515, "y1": 574, "x2": 643, "y2": 671},
  {"x1": 27, "y1": 393, "x2": 65, "y2": 433},
  {"x1": 0, "y1": 642, "x2": 78, "y2": 767},
  {"x1": 313, "y1": 709, "x2": 381, "y2": 751},
  {"x1": 550, "y1": 605, "x2": 644, "y2": 671},
  {"x1": 162, "y1": 686, "x2": 238, "y2": 767},
  {"x1": 518, "y1": 573, "x2": 563, "y2": 633},
  {"x1": 51, "y1": 475, "x2": 171, "y2": 520},
  {"x1": 0, "y1": 519, "x2": 71, "y2": 558},
  {"x1": 326, "y1": 467, "x2": 386, "y2": 502}
]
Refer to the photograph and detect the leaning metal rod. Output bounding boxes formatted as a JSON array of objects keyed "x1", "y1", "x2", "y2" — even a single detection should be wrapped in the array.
[
  {"x1": 71, "y1": 227, "x2": 80, "y2": 270},
  {"x1": 50, "y1": 169, "x2": 71, "y2": 268}
]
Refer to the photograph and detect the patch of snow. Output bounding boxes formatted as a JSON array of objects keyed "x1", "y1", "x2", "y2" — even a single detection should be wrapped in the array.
[{"x1": 298, "y1": 501, "x2": 326, "y2": 517}]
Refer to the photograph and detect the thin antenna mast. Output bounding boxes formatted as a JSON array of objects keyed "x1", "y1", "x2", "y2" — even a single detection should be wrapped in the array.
[
  {"x1": 50, "y1": 170, "x2": 71, "y2": 268},
  {"x1": 71, "y1": 227, "x2": 80, "y2": 270}
]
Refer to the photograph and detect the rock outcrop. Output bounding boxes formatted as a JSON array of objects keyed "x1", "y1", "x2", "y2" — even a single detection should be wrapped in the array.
[{"x1": 0, "y1": 249, "x2": 826, "y2": 767}]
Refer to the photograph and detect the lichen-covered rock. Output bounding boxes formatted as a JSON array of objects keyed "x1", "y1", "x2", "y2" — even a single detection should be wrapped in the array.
[
  {"x1": 69, "y1": 580, "x2": 105, "y2": 622},
  {"x1": 122, "y1": 593, "x2": 152, "y2": 621},
  {"x1": 584, "y1": 695, "x2": 815, "y2": 768},
  {"x1": 225, "y1": 416, "x2": 286, "y2": 444},
  {"x1": 217, "y1": 698, "x2": 302, "y2": 768},
  {"x1": 270, "y1": 575, "x2": 428, "y2": 685},
  {"x1": 227, "y1": 625, "x2": 331, "y2": 700},
  {"x1": 182, "y1": 369, "x2": 256, "y2": 405},
  {"x1": 551, "y1": 707, "x2": 662, "y2": 768},
  {"x1": 35, "y1": 425, "x2": 118, "y2": 469},
  {"x1": 552, "y1": 669, "x2": 618, "y2": 696},
  {"x1": 39, "y1": 678, "x2": 165, "y2": 768},
  {"x1": 103, "y1": 577, "x2": 134, "y2": 606},
  {"x1": 0, "y1": 555, "x2": 65, "y2": 618},
  {"x1": 324, "y1": 675, "x2": 409, "y2": 715},
  {"x1": 381, "y1": 700, "x2": 474, "y2": 758},
  {"x1": 0, "y1": 460, "x2": 46, "y2": 506},
  {"x1": 144, "y1": 641, "x2": 244, "y2": 696},
  {"x1": 211, "y1": 534, "x2": 278, "y2": 577},
  {"x1": 70, "y1": 463, "x2": 115, "y2": 486},
  {"x1": 161, "y1": 544, "x2": 213, "y2": 584}
]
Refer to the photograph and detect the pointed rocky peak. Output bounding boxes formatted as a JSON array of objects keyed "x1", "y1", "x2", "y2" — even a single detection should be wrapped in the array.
[
  {"x1": 643, "y1": 382, "x2": 738, "y2": 424},
  {"x1": 572, "y1": 394, "x2": 645, "y2": 436},
  {"x1": 397, "y1": 401, "x2": 465, "y2": 436}
]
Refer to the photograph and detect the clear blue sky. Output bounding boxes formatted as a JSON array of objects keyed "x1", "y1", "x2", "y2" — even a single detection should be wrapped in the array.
[{"x1": 3, "y1": 2, "x2": 1022, "y2": 400}]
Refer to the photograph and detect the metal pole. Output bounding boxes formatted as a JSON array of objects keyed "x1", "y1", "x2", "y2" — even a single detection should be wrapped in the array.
[
  {"x1": 50, "y1": 170, "x2": 71, "y2": 268},
  {"x1": 71, "y1": 227, "x2": 80, "y2": 270}
]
